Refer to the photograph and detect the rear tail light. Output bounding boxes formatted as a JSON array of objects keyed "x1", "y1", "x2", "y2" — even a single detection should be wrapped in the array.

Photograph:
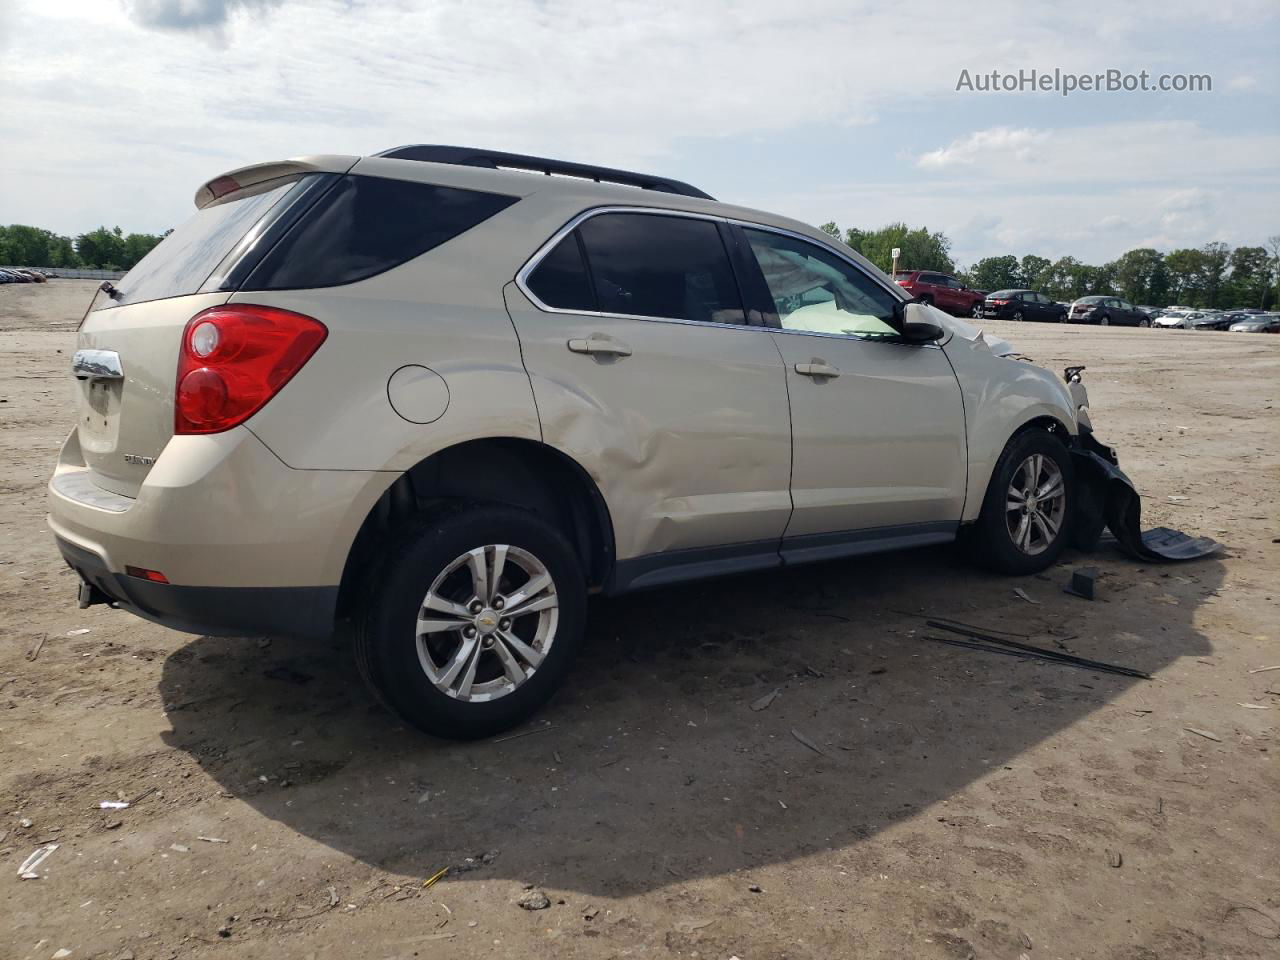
[
  {"x1": 990, "y1": 299, "x2": 1009, "y2": 305},
  {"x1": 125, "y1": 565, "x2": 169, "y2": 583},
  {"x1": 175, "y1": 305, "x2": 327, "y2": 435}
]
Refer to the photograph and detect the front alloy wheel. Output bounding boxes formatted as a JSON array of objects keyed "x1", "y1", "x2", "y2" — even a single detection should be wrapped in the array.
[
  {"x1": 1004, "y1": 453, "x2": 1067, "y2": 556},
  {"x1": 971, "y1": 302, "x2": 984, "y2": 318}
]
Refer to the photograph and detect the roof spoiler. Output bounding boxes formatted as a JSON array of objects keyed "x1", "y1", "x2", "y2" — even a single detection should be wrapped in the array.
[{"x1": 193, "y1": 155, "x2": 358, "y2": 209}]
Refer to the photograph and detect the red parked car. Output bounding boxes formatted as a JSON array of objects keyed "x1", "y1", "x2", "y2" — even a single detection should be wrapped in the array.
[{"x1": 893, "y1": 270, "x2": 986, "y2": 317}]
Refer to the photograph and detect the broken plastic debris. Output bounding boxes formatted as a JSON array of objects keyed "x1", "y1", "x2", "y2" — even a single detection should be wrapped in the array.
[
  {"x1": 1013, "y1": 587, "x2": 1040, "y2": 605},
  {"x1": 17, "y1": 843, "x2": 58, "y2": 879},
  {"x1": 197, "y1": 836, "x2": 229, "y2": 843},
  {"x1": 99, "y1": 801, "x2": 129, "y2": 810},
  {"x1": 1184, "y1": 727, "x2": 1221, "y2": 742},
  {"x1": 66, "y1": 628, "x2": 91, "y2": 636},
  {"x1": 749, "y1": 688, "x2": 780, "y2": 712},
  {"x1": 169, "y1": 843, "x2": 190, "y2": 853}
]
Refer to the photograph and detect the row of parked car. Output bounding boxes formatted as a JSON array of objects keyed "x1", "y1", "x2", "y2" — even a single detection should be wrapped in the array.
[
  {"x1": 0, "y1": 268, "x2": 51, "y2": 283},
  {"x1": 893, "y1": 270, "x2": 1278, "y2": 333}
]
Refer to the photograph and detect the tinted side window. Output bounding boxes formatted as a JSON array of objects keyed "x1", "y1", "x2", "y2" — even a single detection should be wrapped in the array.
[
  {"x1": 576, "y1": 213, "x2": 745, "y2": 325},
  {"x1": 526, "y1": 232, "x2": 596, "y2": 311},
  {"x1": 245, "y1": 175, "x2": 518, "y2": 290},
  {"x1": 744, "y1": 228, "x2": 899, "y2": 338}
]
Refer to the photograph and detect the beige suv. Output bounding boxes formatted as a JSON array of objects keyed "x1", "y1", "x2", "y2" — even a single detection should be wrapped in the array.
[{"x1": 49, "y1": 146, "x2": 1096, "y2": 738}]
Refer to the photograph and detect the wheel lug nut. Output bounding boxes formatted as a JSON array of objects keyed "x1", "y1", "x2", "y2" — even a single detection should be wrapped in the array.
[
  {"x1": 500, "y1": 619, "x2": 511, "y2": 630},
  {"x1": 493, "y1": 598, "x2": 504, "y2": 609},
  {"x1": 464, "y1": 625, "x2": 476, "y2": 637},
  {"x1": 469, "y1": 601, "x2": 483, "y2": 614}
]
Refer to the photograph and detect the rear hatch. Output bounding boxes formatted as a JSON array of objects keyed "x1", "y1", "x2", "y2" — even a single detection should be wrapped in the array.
[{"x1": 73, "y1": 158, "x2": 353, "y2": 498}]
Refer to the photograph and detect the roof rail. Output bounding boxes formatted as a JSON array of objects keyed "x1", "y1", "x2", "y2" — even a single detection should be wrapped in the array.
[{"x1": 374, "y1": 144, "x2": 715, "y2": 201}]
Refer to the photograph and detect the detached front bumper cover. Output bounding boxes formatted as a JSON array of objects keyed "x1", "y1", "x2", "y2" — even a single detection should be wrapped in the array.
[{"x1": 1069, "y1": 430, "x2": 1221, "y2": 562}]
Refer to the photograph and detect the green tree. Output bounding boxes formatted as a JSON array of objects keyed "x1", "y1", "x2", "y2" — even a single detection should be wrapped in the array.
[
  {"x1": 121, "y1": 232, "x2": 163, "y2": 268},
  {"x1": 1164, "y1": 248, "x2": 1207, "y2": 305},
  {"x1": 1112, "y1": 248, "x2": 1170, "y2": 305},
  {"x1": 75, "y1": 226, "x2": 127, "y2": 269},
  {"x1": 1198, "y1": 242, "x2": 1230, "y2": 308},
  {"x1": 1019, "y1": 254, "x2": 1051, "y2": 290},
  {"x1": 968, "y1": 255, "x2": 1021, "y2": 292},
  {"x1": 818, "y1": 222, "x2": 842, "y2": 241},
  {"x1": 1224, "y1": 246, "x2": 1271, "y2": 308}
]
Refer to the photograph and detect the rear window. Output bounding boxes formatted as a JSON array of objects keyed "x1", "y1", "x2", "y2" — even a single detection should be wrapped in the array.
[
  {"x1": 1078, "y1": 296, "x2": 1105, "y2": 304},
  {"x1": 989, "y1": 290, "x2": 1018, "y2": 298},
  {"x1": 243, "y1": 175, "x2": 517, "y2": 290},
  {"x1": 111, "y1": 178, "x2": 299, "y2": 307}
]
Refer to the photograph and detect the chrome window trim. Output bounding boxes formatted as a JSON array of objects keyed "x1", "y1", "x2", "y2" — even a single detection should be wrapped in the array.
[{"x1": 513, "y1": 205, "x2": 918, "y2": 345}]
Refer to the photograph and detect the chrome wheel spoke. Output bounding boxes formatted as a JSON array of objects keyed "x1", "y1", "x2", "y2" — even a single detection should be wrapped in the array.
[
  {"x1": 417, "y1": 615, "x2": 467, "y2": 635},
  {"x1": 424, "y1": 593, "x2": 472, "y2": 620},
  {"x1": 488, "y1": 545, "x2": 508, "y2": 603},
  {"x1": 1037, "y1": 474, "x2": 1063, "y2": 501},
  {"x1": 465, "y1": 547, "x2": 489, "y2": 606},
  {"x1": 1013, "y1": 513, "x2": 1031, "y2": 550},
  {"x1": 499, "y1": 629, "x2": 545, "y2": 668},
  {"x1": 501, "y1": 571, "x2": 553, "y2": 615},
  {"x1": 455, "y1": 640, "x2": 482, "y2": 699},
  {"x1": 491, "y1": 636, "x2": 528, "y2": 685},
  {"x1": 437, "y1": 634, "x2": 479, "y2": 690},
  {"x1": 1037, "y1": 507, "x2": 1061, "y2": 537}
]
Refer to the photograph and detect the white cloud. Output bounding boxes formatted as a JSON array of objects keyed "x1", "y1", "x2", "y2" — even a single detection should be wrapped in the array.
[{"x1": 917, "y1": 128, "x2": 1051, "y2": 169}]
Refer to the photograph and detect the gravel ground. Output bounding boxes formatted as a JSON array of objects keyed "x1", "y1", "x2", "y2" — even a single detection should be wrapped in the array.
[{"x1": 2, "y1": 280, "x2": 1278, "y2": 960}]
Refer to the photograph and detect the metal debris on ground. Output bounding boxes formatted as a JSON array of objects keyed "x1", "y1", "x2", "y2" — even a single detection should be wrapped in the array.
[
  {"x1": 98, "y1": 800, "x2": 129, "y2": 810},
  {"x1": 1064, "y1": 567, "x2": 1098, "y2": 600},
  {"x1": 17, "y1": 843, "x2": 58, "y2": 879},
  {"x1": 1247, "y1": 665, "x2": 1280, "y2": 674},
  {"x1": 922, "y1": 620, "x2": 1151, "y2": 680},
  {"x1": 749, "y1": 688, "x2": 780, "y2": 712},
  {"x1": 1013, "y1": 587, "x2": 1040, "y2": 604},
  {"x1": 1108, "y1": 850, "x2": 1123, "y2": 868},
  {"x1": 674, "y1": 918, "x2": 715, "y2": 932},
  {"x1": 197, "y1": 836, "x2": 229, "y2": 843},
  {"x1": 1238, "y1": 703, "x2": 1270, "y2": 709},
  {"x1": 1184, "y1": 727, "x2": 1221, "y2": 742},
  {"x1": 25, "y1": 634, "x2": 46, "y2": 661}
]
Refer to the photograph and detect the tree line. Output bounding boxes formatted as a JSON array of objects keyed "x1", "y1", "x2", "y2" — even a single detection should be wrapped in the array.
[
  {"x1": 819, "y1": 221, "x2": 1280, "y2": 309},
  {"x1": 0, "y1": 224, "x2": 168, "y2": 271}
]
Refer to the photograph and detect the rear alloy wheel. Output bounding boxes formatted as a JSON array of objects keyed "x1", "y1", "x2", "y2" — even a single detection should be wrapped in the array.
[
  {"x1": 1139, "y1": 318, "x2": 1150, "y2": 328},
  {"x1": 356, "y1": 505, "x2": 586, "y2": 739},
  {"x1": 1012, "y1": 310, "x2": 1024, "y2": 322},
  {"x1": 969, "y1": 430, "x2": 1075, "y2": 574},
  {"x1": 971, "y1": 302, "x2": 984, "y2": 318},
  {"x1": 1100, "y1": 315, "x2": 1110, "y2": 326}
]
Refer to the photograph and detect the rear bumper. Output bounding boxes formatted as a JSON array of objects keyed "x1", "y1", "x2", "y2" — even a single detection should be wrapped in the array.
[
  {"x1": 57, "y1": 535, "x2": 337, "y2": 639},
  {"x1": 47, "y1": 425, "x2": 396, "y2": 638}
]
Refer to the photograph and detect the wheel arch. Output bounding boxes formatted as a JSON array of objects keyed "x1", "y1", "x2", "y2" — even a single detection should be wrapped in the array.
[{"x1": 336, "y1": 437, "x2": 615, "y2": 618}]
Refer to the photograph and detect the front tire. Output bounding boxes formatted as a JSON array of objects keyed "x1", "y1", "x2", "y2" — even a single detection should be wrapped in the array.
[
  {"x1": 969, "y1": 430, "x2": 1075, "y2": 575},
  {"x1": 1138, "y1": 318, "x2": 1150, "y2": 328},
  {"x1": 971, "y1": 302, "x2": 984, "y2": 318},
  {"x1": 1012, "y1": 310, "x2": 1024, "y2": 322},
  {"x1": 355, "y1": 504, "x2": 587, "y2": 739},
  {"x1": 1100, "y1": 314, "x2": 1110, "y2": 326}
]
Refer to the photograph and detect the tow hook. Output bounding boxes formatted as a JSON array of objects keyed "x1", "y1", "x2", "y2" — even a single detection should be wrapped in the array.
[{"x1": 1063, "y1": 365, "x2": 1086, "y2": 383}]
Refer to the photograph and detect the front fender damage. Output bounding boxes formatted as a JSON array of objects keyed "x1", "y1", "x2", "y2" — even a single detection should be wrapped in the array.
[{"x1": 1069, "y1": 430, "x2": 1221, "y2": 562}]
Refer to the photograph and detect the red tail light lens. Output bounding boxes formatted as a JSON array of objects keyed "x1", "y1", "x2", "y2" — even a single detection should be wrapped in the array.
[
  {"x1": 990, "y1": 299, "x2": 1009, "y2": 305},
  {"x1": 175, "y1": 305, "x2": 327, "y2": 435}
]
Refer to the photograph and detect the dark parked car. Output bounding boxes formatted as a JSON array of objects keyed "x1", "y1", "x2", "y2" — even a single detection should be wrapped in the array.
[
  {"x1": 982, "y1": 289, "x2": 1067, "y2": 322},
  {"x1": 1068, "y1": 295, "x2": 1151, "y2": 326},
  {"x1": 893, "y1": 270, "x2": 986, "y2": 317},
  {"x1": 1228, "y1": 314, "x2": 1280, "y2": 333}
]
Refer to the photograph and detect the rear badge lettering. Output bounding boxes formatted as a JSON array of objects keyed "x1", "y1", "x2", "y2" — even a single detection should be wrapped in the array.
[{"x1": 123, "y1": 454, "x2": 155, "y2": 466}]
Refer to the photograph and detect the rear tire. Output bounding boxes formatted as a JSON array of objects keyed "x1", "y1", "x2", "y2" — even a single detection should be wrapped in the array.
[
  {"x1": 971, "y1": 303, "x2": 984, "y2": 318},
  {"x1": 1012, "y1": 310, "x2": 1024, "y2": 322},
  {"x1": 1100, "y1": 315, "x2": 1110, "y2": 326},
  {"x1": 1139, "y1": 318, "x2": 1150, "y2": 328},
  {"x1": 968, "y1": 430, "x2": 1075, "y2": 575},
  {"x1": 355, "y1": 504, "x2": 587, "y2": 739}
]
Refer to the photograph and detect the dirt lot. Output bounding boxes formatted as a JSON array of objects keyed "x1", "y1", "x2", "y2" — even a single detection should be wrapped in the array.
[{"x1": 2, "y1": 280, "x2": 1278, "y2": 960}]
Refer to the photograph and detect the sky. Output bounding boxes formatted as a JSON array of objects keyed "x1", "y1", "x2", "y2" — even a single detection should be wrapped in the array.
[{"x1": 1, "y1": 0, "x2": 1277, "y2": 268}]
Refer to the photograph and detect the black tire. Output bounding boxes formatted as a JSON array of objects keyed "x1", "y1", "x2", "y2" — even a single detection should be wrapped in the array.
[
  {"x1": 1099, "y1": 314, "x2": 1110, "y2": 326},
  {"x1": 968, "y1": 429, "x2": 1075, "y2": 575},
  {"x1": 1138, "y1": 318, "x2": 1150, "y2": 328},
  {"x1": 1012, "y1": 309, "x2": 1024, "y2": 322},
  {"x1": 355, "y1": 504, "x2": 587, "y2": 740}
]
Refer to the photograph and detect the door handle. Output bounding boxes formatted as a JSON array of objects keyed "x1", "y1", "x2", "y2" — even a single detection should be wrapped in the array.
[
  {"x1": 72, "y1": 349, "x2": 123, "y2": 381},
  {"x1": 795, "y1": 360, "x2": 840, "y2": 379},
  {"x1": 567, "y1": 336, "x2": 632, "y2": 358}
]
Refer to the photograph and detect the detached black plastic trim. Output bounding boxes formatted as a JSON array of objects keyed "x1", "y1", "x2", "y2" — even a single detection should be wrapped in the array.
[
  {"x1": 376, "y1": 144, "x2": 716, "y2": 201},
  {"x1": 56, "y1": 537, "x2": 336, "y2": 640}
]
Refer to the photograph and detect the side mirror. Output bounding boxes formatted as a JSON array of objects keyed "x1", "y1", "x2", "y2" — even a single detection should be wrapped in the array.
[{"x1": 896, "y1": 301, "x2": 945, "y2": 343}]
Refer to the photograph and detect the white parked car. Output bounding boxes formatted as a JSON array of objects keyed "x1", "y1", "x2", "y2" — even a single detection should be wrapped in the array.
[{"x1": 1152, "y1": 309, "x2": 1195, "y2": 329}]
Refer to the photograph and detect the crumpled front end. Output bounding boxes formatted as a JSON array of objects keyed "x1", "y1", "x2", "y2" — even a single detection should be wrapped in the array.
[{"x1": 1063, "y1": 367, "x2": 1221, "y2": 563}]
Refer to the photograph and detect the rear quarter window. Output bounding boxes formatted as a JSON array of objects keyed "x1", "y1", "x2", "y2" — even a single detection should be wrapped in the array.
[{"x1": 242, "y1": 175, "x2": 518, "y2": 290}]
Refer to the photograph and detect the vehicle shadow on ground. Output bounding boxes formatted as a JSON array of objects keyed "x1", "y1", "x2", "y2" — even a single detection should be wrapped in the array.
[{"x1": 159, "y1": 544, "x2": 1222, "y2": 897}]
